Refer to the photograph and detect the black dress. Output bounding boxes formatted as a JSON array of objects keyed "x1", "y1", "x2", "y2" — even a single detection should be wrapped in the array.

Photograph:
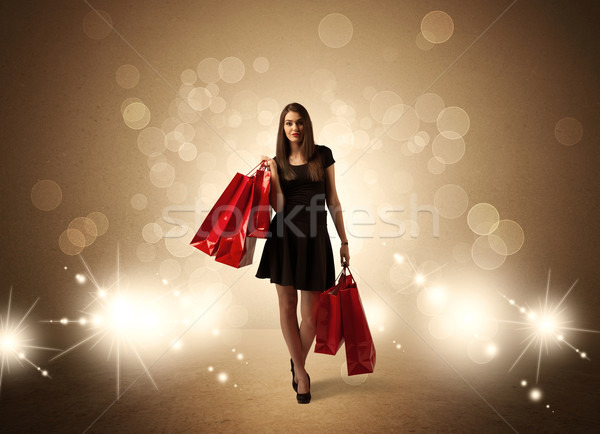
[{"x1": 255, "y1": 144, "x2": 336, "y2": 292}]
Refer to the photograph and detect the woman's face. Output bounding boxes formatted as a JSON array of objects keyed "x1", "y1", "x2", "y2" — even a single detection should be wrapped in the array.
[{"x1": 283, "y1": 111, "x2": 304, "y2": 145}]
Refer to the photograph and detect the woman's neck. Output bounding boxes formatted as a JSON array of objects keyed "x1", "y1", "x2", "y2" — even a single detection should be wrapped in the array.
[{"x1": 289, "y1": 142, "x2": 302, "y2": 155}]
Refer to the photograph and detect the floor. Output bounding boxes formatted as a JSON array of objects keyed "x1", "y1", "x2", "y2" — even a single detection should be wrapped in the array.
[{"x1": 0, "y1": 328, "x2": 598, "y2": 433}]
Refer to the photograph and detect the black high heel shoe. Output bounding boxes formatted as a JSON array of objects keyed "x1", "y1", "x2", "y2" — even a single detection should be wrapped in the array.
[
  {"x1": 290, "y1": 358, "x2": 298, "y2": 392},
  {"x1": 296, "y1": 373, "x2": 311, "y2": 404}
]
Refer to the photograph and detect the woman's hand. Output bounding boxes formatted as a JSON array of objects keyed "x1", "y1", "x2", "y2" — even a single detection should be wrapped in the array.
[
  {"x1": 340, "y1": 244, "x2": 350, "y2": 267},
  {"x1": 260, "y1": 155, "x2": 278, "y2": 178}
]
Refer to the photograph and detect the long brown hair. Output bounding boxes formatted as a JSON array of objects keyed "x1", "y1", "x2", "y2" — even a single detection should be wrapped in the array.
[{"x1": 275, "y1": 102, "x2": 324, "y2": 182}]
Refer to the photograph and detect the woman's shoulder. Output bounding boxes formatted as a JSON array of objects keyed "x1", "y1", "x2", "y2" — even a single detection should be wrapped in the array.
[{"x1": 315, "y1": 144, "x2": 335, "y2": 168}]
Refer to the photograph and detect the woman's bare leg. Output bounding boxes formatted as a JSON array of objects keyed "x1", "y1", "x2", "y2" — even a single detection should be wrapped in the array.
[
  {"x1": 299, "y1": 290, "x2": 321, "y2": 363},
  {"x1": 275, "y1": 284, "x2": 309, "y2": 394}
]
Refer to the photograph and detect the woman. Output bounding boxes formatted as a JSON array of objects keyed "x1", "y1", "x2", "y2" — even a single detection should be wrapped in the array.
[{"x1": 256, "y1": 102, "x2": 350, "y2": 404}]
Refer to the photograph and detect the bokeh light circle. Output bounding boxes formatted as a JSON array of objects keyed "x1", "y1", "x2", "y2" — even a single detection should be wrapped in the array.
[
  {"x1": 178, "y1": 101, "x2": 200, "y2": 123},
  {"x1": 491, "y1": 219, "x2": 524, "y2": 255},
  {"x1": 31, "y1": 180, "x2": 62, "y2": 211},
  {"x1": 165, "y1": 130, "x2": 186, "y2": 152},
  {"x1": 417, "y1": 286, "x2": 449, "y2": 316},
  {"x1": 68, "y1": 217, "x2": 98, "y2": 247},
  {"x1": 148, "y1": 153, "x2": 168, "y2": 170},
  {"x1": 467, "y1": 338, "x2": 497, "y2": 364},
  {"x1": 467, "y1": 203, "x2": 500, "y2": 235},
  {"x1": 116, "y1": 64, "x2": 140, "y2": 89},
  {"x1": 176, "y1": 122, "x2": 195, "y2": 141},
  {"x1": 188, "y1": 87, "x2": 212, "y2": 111},
  {"x1": 178, "y1": 142, "x2": 197, "y2": 161},
  {"x1": 210, "y1": 96, "x2": 227, "y2": 113},
  {"x1": 318, "y1": 122, "x2": 354, "y2": 158},
  {"x1": 421, "y1": 11, "x2": 454, "y2": 44},
  {"x1": 131, "y1": 193, "x2": 148, "y2": 210},
  {"x1": 59, "y1": 229, "x2": 85, "y2": 255},
  {"x1": 142, "y1": 223, "x2": 163, "y2": 244},
  {"x1": 427, "y1": 157, "x2": 446, "y2": 175},
  {"x1": 138, "y1": 127, "x2": 165, "y2": 156},
  {"x1": 555, "y1": 117, "x2": 583, "y2": 146},
  {"x1": 434, "y1": 184, "x2": 468, "y2": 219},
  {"x1": 383, "y1": 105, "x2": 420, "y2": 141},
  {"x1": 340, "y1": 361, "x2": 368, "y2": 385},
  {"x1": 257, "y1": 97, "x2": 279, "y2": 118},
  {"x1": 319, "y1": 13, "x2": 353, "y2": 48},
  {"x1": 167, "y1": 182, "x2": 188, "y2": 203},
  {"x1": 207, "y1": 83, "x2": 220, "y2": 97},
  {"x1": 471, "y1": 235, "x2": 507, "y2": 270},
  {"x1": 258, "y1": 111, "x2": 274, "y2": 126},
  {"x1": 179, "y1": 84, "x2": 193, "y2": 99},
  {"x1": 437, "y1": 106, "x2": 470, "y2": 139},
  {"x1": 416, "y1": 31, "x2": 434, "y2": 51},
  {"x1": 432, "y1": 134, "x2": 465, "y2": 164},
  {"x1": 149, "y1": 162, "x2": 175, "y2": 188},
  {"x1": 165, "y1": 227, "x2": 194, "y2": 258},
  {"x1": 407, "y1": 135, "x2": 426, "y2": 154},
  {"x1": 362, "y1": 86, "x2": 377, "y2": 101},
  {"x1": 180, "y1": 69, "x2": 197, "y2": 85},
  {"x1": 123, "y1": 101, "x2": 151, "y2": 130},
  {"x1": 225, "y1": 110, "x2": 243, "y2": 128},
  {"x1": 331, "y1": 99, "x2": 348, "y2": 116},
  {"x1": 82, "y1": 9, "x2": 112, "y2": 40},
  {"x1": 197, "y1": 57, "x2": 221, "y2": 84},
  {"x1": 370, "y1": 91, "x2": 402, "y2": 124},
  {"x1": 87, "y1": 211, "x2": 109, "y2": 236},
  {"x1": 415, "y1": 93, "x2": 445, "y2": 122},
  {"x1": 253, "y1": 57, "x2": 269, "y2": 73},
  {"x1": 219, "y1": 57, "x2": 245, "y2": 84}
]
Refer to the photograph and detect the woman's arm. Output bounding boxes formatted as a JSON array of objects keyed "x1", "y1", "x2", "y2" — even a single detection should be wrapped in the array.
[
  {"x1": 261, "y1": 156, "x2": 285, "y2": 213},
  {"x1": 325, "y1": 164, "x2": 350, "y2": 266}
]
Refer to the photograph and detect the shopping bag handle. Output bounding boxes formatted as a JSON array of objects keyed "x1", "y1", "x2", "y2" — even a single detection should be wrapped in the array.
[
  {"x1": 340, "y1": 262, "x2": 356, "y2": 287},
  {"x1": 246, "y1": 160, "x2": 271, "y2": 177}
]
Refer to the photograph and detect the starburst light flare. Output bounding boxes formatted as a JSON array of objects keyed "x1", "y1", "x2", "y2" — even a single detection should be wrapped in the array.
[
  {"x1": 1, "y1": 287, "x2": 59, "y2": 396},
  {"x1": 392, "y1": 253, "x2": 446, "y2": 294},
  {"x1": 43, "y1": 248, "x2": 177, "y2": 399},
  {"x1": 499, "y1": 270, "x2": 599, "y2": 383}
]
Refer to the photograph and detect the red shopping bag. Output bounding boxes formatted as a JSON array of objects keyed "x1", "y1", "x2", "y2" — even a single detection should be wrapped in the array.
[
  {"x1": 189, "y1": 172, "x2": 250, "y2": 256},
  {"x1": 247, "y1": 163, "x2": 271, "y2": 238},
  {"x1": 315, "y1": 269, "x2": 346, "y2": 355},
  {"x1": 214, "y1": 173, "x2": 257, "y2": 268},
  {"x1": 340, "y1": 268, "x2": 376, "y2": 375}
]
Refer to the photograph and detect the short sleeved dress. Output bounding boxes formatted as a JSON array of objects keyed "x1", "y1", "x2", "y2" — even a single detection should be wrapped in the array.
[{"x1": 255, "y1": 144, "x2": 336, "y2": 292}]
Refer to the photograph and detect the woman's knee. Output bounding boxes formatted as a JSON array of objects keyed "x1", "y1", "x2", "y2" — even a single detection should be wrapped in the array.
[
  {"x1": 276, "y1": 285, "x2": 297, "y2": 314},
  {"x1": 300, "y1": 293, "x2": 320, "y2": 325}
]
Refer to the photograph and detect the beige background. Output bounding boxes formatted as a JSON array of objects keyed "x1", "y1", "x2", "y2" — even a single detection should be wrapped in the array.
[{"x1": 1, "y1": 0, "x2": 599, "y2": 432}]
